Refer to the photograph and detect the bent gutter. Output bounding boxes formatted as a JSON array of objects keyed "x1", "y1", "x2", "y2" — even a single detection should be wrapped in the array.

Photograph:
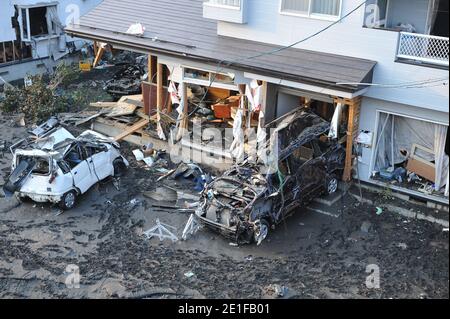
[{"x1": 65, "y1": 27, "x2": 366, "y2": 94}]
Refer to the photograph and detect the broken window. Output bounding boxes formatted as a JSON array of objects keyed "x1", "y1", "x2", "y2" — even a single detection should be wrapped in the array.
[
  {"x1": 29, "y1": 7, "x2": 49, "y2": 37},
  {"x1": 17, "y1": 156, "x2": 50, "y2": 175},
  {"x1": 85, "y1": 145, "x2": 107, "y2": 157},
  {"x1": 19, "y1": 5, "x2": 61, "y2": 41},
  {"x1": 65, "y1": 145, "x2": 85, "y2": 169}
]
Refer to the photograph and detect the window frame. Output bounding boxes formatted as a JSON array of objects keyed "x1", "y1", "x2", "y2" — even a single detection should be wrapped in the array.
[
  {"x1": 17, "y1": 3, "x2": 59, "y2": 42},
  {"x1": 279, "y1": 0, "x2": 343, "y2": 22},
  {"x1": 204, "y1": 0, "x2": 242, "y2": 11}
]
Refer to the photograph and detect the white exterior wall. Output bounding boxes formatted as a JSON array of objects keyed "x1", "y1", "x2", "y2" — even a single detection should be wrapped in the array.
[
  {"x1": 0, "y1": 4, "x2": 17, "y2": 42},
  {"x1": 217, "y1": 0, "x2": 449, "y2": 113}
]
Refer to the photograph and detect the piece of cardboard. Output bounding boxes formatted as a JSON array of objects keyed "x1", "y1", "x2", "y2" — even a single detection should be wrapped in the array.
[{"x1": 406, "y1": 158, "x2": 436, "y2": 182}]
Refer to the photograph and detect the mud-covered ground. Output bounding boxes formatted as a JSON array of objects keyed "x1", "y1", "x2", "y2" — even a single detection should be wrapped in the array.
[{"x1": 0, "y1": 116, "x2": 448, "y2": 299}]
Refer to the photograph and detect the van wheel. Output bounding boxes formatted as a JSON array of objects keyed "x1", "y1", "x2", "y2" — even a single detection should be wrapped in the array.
[
  {"x1": 113, "y1": 159, "x2": 126, "y2": 178},
  {"x1": 60, "y1": 191, "x2": 77, "y2": 210},
  {"x1": 254, "y1": 219, "x2": 270, "y2": 245},
  {"x1": 326, "y1": 176, "x2": 339, "y2": 195}
]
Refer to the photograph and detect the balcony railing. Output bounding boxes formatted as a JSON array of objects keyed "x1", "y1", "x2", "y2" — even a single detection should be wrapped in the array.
[{"x1": 397, "y1": 32, "x2": 449, "y2": 67}]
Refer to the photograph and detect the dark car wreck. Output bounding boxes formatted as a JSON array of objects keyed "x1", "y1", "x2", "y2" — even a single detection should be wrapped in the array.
[{"x1": 196, "y1": 110, "x2": 346, "y2": 245}]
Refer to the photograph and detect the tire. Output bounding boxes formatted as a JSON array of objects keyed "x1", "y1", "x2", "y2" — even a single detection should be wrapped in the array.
[
  {"x1": 326, "y1": 176, "x2": 339, "y2": 195},
  {"x1": 113, "y1": 159, "x2": 126, "y2": 178},
  {"x1": 253, "y1": 219, "x2": 270, "y2": 245},
  {"x1": 59, "y1": 190, "x2": 77, "y2": 210}
]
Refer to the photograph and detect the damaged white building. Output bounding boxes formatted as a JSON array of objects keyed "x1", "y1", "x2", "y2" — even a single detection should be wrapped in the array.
[{"x1": 0, "y1": 0, "x2": 102, "y2": 85}]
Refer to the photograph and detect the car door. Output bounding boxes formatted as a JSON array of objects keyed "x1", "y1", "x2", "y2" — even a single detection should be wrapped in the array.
[
  {"x1": 293, "y1": 142, "x2": 327, "y2": 199},
  {"x1": 65, "y1": 144, "x2": 98, "y2": 193},
  {"x1": 85, "y1": 144, "x2": 112, "y2": 181}
]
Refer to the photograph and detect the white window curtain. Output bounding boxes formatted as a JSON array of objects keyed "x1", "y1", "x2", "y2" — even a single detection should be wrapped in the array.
[
  {"x1": 311, "y1": 0, "x2": 341, "y2": 16},
  {"x1": 282, "y1": 0, "x2": 309, "y2": 14},
  {"x1": 208, "y1": 0, "x2": 241, "y2": 7},
  {"x1": 282, "y1": 0, "x2": 340, "y2": 16},
  {"x1": 46, "y1": 6, "x2": 63, "y2": 35}
]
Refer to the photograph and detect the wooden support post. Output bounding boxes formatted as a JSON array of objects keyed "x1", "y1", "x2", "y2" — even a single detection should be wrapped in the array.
[
  {"x1": 93, "y1": 41, "x2": 99, "y2": 56},
  {"x1": 157, "y1": 63, "x2": 164, "y2": 112},
  {"x1": 93, "y1": 47, "x2": 105, "y2": 68},
  {"x1": 337, "y1": 97, "x2": 362, "y2": 182},
  {"x1": 148, "y1": 55, "x2": 157, "y2": 83},
  {"x1": 176, "y1": 82, "x2": 189, "y2": 141}
]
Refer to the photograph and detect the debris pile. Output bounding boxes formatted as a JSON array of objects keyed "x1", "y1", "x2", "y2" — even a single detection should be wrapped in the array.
[{"x1": 104, "y1": 56, "x2": 147, "y2": 99}]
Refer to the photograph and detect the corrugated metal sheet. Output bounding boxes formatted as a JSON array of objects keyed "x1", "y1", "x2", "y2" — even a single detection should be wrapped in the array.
[{"x1": 65, "y1": 0, "x2": 376, "y2": 92}]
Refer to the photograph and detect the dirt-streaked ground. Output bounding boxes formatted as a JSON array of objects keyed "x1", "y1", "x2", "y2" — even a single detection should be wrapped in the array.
[{"x1": 0, "y1": 116, "x2": 448, "y2": 299}]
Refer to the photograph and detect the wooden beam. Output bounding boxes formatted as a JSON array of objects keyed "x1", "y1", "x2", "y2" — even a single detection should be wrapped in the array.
[
  {"x1": 341, "y1": 97, "x2": 362, "y2": 182},
  {"x1": 93, "y1": 47, "x2": 105, "y2": 68},
  {"x1": 114, "y1": 119, "x2": 150, "y2": 142},
  {"x1": 93, "y1": 41, "x2": 99, "y2": 56},
  {"x1": 148, "y1": 55, "x2": 157, "y2": 83}
]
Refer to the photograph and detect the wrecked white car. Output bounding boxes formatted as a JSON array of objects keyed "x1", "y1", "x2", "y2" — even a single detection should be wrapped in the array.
[{"x1": 3, "y1": 128, "x2": 129, "y2": 210}]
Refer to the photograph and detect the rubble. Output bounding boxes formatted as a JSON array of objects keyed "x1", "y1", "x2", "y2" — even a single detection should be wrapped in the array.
[{"x1": 104, "y1": 57, "x2": 147, "y2": 99}]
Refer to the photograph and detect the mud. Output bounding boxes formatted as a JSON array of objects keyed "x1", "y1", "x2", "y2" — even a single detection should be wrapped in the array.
[{"x1": 0, "y1": 117, "x2": 448, "y2": 299}]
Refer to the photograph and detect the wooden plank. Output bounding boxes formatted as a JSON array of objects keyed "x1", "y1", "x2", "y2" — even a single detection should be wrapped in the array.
[
  {"x1": 90, "y1": 102, "x2": 118, "y2": 108},
  {"x1": 114, "y1": 119, "x2": 150, "y2": 141}
]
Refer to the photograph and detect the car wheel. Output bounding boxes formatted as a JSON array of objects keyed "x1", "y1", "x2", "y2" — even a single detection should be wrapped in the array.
[
  {"x1": 15, "y1": 194, "x2": 30, "y2": 203},
  {"x1": 326, "y1": 176, "x2": 339, "y2": 195},
  {"x1": 253, "y1": 219, "x2": 270, "y2": 245},
  {"x1": 59, "y1": 190, "x2": 77, "y2": 210},
  {"x1": 113, "y1": 159, "x2": 126, "y2": 178}
]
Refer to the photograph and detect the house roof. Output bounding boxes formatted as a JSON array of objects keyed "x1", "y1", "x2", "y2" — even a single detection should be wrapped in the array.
[{"x1": 65, "y1": 0, "x2": 377, "y2": 93}]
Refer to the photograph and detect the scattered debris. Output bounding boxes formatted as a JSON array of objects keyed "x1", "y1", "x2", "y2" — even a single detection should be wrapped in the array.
[
  {"x1": 104, "y1": 57, "x2": 147, "y2": 99},
  {"x1": 184, "y1": 271, "x2": 195, "y2": 279},
  {"x1": 126, "y1": 23, "x2": 146, "y2": 36},
  {"x1": 182, "y1": 214, "x2": 201, "y2": 241},
  {"x1": 143, "y1": 219, "x2": 178, "y2": 242},
  {"x1": 397, "y1": 243, "x2": 408, "y2": 250},
  {"x1": 261, "y1": 284, "x2": 288, "y2": 299},
  {"x1": 376, "y1": 207, "x2": 383, "y2": 215}
]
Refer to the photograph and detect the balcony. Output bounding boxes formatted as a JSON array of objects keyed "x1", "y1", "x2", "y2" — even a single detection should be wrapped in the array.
[
  {"x1": 397, "y1": 32, "x2": 449, "y2": 68},
  {"x1": 203, "y1": 0, "x2": 247, "y2": 24}
]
